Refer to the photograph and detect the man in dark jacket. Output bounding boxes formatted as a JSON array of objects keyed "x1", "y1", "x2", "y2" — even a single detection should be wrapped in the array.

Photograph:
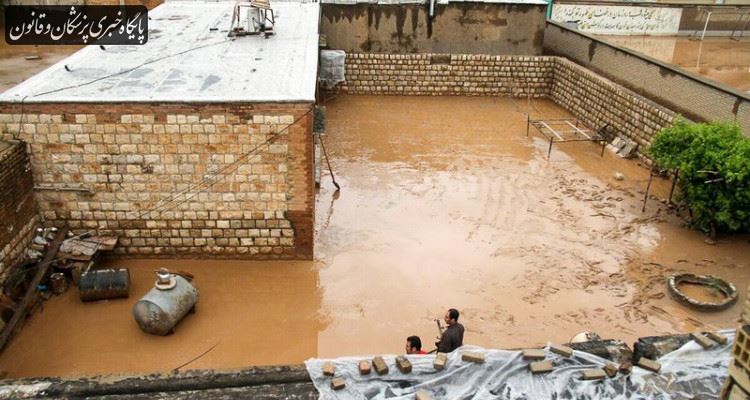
[{"x1": 436, "y1": 308, "x2": 464, "y2": 353}]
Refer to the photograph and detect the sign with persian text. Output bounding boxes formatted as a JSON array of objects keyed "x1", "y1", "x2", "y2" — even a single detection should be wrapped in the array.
[
  {"x1": 551, "y1": 4, "x2": 682, "y2": 35},
  {"x1": 5, "y1": 5, "x2": 148, "y2": 45}
]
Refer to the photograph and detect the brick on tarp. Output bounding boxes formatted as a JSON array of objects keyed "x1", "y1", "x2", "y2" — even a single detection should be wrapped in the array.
[
  {"x1": 549, "y1": 344, "x2": 573, "y2": 357},
  {"x1": 322, "y1": 362, "x2": 335, "y2": 376},
  {"x1": 434, "y1": 352, "x2": 448, "y2": 370},
  {"x1": 462, "y1": 351, "x2": 485, "y2": 363},
  {"x1": 619, "y1": 360, "x2": 633, "y2": 375},
  {"x1": 396, "y1": 356, "x2": 412, "y2": 373},
  {"x1": 581, "y1": 369, "x2": 606, "y2": 381},
  {"x1": 358, "y1": 360, "x2": 371, "y2": 375},
  {"x1": 373, "y1": 356, "x2": 389, "y2": 375},
  {"x1": 529, "y1": 360, "x2": 554, "y2": 374},
  {"x1": 707, "y1": 331, "x2": 728, "y2": 345},
  {"x1": 638, "y1": 357, "x2": 661, "y2": 372},
  {"x1": 691, "y1": 332, "x2": 716, "y2": 349},
  {"x1": 603, "y1": 363, "x2": 618, "y2": 378},
  {"x1": 415, "y1": 389, "x2": 432, "y2": 400},
  {"x1": 522, "y1": 349, "x2": 546, "y2": 361},
  {"x1": 331, "y1": 377, "x2": 345, "y2": 390}
]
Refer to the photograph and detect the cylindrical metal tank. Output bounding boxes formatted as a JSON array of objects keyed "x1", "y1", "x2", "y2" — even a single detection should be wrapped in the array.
[
  {"x1": 132, "y1": 275, "x2": 198, "y2": 335},
  {"x1": 79, "y1": 268, "x2": 130, "y2": 302}
]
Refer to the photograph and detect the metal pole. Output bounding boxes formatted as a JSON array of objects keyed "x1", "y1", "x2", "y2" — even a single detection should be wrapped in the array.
[
  {"x1": 701, "y1": 11, "x2": 712, "y2": 41},
  {"x1": 526, "y1": 115, "x2": 530, "y2": 137},
  {"x1": 668, "y1": 168, "x2": 679, "y2": 204},
  {"x1": 547, "y1": 137, "x2": 554, "y2": 160},
  {"x1": 600, "y1": 140, "x2": 606, "y2": 157},
  {"x1": 642, "y1": 169, "x2": 654, "y2": 212}
]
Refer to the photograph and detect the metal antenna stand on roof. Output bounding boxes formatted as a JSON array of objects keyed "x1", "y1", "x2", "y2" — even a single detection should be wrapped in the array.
[{"x1": 229, "y1": 0, "x2": 276, "y2": 37}]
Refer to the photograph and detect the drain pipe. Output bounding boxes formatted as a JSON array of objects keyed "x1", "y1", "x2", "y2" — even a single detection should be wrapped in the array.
[
  {"x1": 429, "y1": 0, "x2": 436, "y2": 20},
  {"x1": 546, "y1": 0, "x2": 553, "y2": 19}
]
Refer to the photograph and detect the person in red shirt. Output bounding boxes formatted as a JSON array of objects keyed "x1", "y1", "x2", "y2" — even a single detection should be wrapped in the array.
[{"x1": 406, "y1": 335, "x2": 428, "y2": 355}]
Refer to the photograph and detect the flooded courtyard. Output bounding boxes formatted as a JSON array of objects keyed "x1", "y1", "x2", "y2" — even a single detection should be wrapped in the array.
[{"x1": 0, "y1": 95, "x2": 748, "y2": 378}]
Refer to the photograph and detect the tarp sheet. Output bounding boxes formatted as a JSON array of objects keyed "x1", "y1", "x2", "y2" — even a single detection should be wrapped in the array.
[{"x1": 305, "y1": 329, "x2": 734, "y2": 399}]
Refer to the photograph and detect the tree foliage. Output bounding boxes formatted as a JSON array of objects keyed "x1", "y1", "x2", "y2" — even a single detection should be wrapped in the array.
[{"x1": 648, "y1": 119, "x2": 750, "y2": 236}]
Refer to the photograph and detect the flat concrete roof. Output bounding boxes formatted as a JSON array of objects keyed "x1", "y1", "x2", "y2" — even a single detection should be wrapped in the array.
[{"x1": 0, "y1": 0, "x2": 319, "y2": 103}]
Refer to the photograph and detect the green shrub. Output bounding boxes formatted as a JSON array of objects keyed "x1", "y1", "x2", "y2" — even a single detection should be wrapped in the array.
[{"x1": 648, "y1": 119, "x2": 750, "y2": 236}]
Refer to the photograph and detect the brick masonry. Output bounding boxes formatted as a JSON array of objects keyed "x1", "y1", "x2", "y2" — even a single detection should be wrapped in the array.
[
  {"x1": 337, "y1": 53, "x2": 555, "y2": 97},
  {"x1": 551, "y1": 58, "x2": 676, "y2": 156},
  {"x1": 0, "y1": 102, "x2": 314, "y2": 259},
  {"x1": 333, "y1": 53, "x2": 676, "y2": 155},
  {"x1": 0, "y1": 141, "x2": 40, "y2": 280}
]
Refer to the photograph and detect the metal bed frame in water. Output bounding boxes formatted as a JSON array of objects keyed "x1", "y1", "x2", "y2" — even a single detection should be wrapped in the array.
[{"x1": 525, "y1": 117, "x2": 607, "y2": 160}]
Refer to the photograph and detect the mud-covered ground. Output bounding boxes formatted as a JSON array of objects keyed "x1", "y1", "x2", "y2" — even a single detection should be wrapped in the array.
[{"x1": 0, "y1": 95, "x2": 748, "y2": 378}]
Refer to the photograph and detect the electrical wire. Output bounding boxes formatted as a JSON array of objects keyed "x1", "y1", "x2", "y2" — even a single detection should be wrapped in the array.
[
  {"x1": 126, "y1": 106, "x2": 313, "y2": 220},
  {"x1": 30, "y1": 38, "x2": 235, "y2": 99}
]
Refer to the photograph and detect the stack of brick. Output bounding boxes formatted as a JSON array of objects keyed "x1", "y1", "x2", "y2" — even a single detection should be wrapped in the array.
[{"x1": 0, "y1": 141, "x2": 39, "y2": 281}]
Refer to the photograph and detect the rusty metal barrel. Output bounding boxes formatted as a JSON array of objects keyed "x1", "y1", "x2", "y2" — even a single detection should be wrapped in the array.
[
  {"x1": 132, "y1": 274, "x2": 198, "y2": 335},
  {"x1": 79, "y1": 268, "x2": 130, "y2": 302}
]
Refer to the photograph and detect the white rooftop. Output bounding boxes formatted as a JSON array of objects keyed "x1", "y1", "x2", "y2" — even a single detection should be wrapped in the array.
[{"x1": 0, "y1": 0, "x2": 319, "y2": 103}]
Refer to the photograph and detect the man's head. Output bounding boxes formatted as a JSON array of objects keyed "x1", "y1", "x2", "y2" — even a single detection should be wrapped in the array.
[
  {"x1": 444, "y1": 308, "x2": 460, "y2": 326},
  {"x1": 406, "y1": 336, "x2": 422, "y2": 354}
]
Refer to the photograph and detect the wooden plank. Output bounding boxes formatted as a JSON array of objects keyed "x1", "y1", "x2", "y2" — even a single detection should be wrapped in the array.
[{"x1": 0, "y1": 225, "x2": 68, "y2": 352}]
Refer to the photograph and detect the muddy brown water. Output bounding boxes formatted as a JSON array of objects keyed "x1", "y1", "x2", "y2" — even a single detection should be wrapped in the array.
[
  {"x1": 0, "y1": 95, "x2": 749, "y2": 378},
  {"x1": 676, "y1": 282, "x2": 729, "y2": 304},
  {"x1": 598, "y1": 36, "x2": 750, "y2": 92}
]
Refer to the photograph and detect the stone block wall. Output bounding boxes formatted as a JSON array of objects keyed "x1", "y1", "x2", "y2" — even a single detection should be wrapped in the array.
[
  {"x1": 0, "y1": 141, "x2": 39, "y2": 278},
  {"x1": 0, "y1": 102, "x2": 314, "y2": 259},
  {"x1": 331, "y1": 53, "x2": 677, "y2": 156},
  {"x1": 551, "y1": 58, "x2": 677, "y2": 155},
  {"x1": 544, "y1": 21, "x2": 750, "y2": 136},
  {"x1": 337, "y1": 53, "x2": 555, "y2": 97}
]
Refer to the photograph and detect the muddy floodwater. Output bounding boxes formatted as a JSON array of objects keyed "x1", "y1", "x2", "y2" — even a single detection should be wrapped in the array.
[
  {"x1": 598, "y1": 36, "x2": 750, "y2": 92},
  {"x1": 1, "y1": 95, "x2": 749, "y2": 378}
]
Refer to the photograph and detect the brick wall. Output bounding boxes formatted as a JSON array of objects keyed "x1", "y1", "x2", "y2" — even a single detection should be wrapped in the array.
[
  {"x1": 544, "y1": 21, "x2": 750, "y2": 136},
  {"x1": 552, "y1": 58, "x2": 677, "y2": 156},
  {"x1": 0, "y1": 141, "x2": 40, "y2": 278},
  {"x1": 332, "y1": 53, "x2": 676, "y2": 156},
  {"x1": 337, "y1": 53, "x2": 555, "y2": 97},
  {"x1": 0, "y1": 102, "x2": 314, "y2": 259}
]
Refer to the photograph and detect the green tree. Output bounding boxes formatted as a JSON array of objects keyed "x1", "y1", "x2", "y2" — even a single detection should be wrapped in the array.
[{"x1": 648, "y1": 119, "x2": 750, "y2": 237}]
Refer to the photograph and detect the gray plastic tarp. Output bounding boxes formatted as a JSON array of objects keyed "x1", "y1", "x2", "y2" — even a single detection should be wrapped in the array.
[{"x1": 305, "y1": 329, "x2": 734, "y2": 399}]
